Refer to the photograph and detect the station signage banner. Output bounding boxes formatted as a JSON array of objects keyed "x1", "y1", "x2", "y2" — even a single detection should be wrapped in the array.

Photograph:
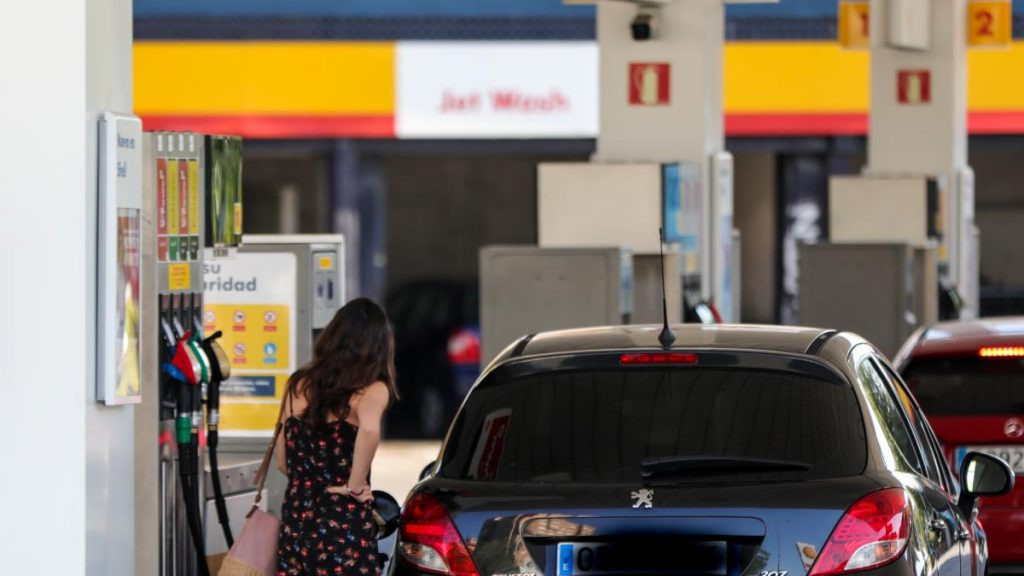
[{"x1": 396, "y1": 42, "x2": 598, "y2": 138}]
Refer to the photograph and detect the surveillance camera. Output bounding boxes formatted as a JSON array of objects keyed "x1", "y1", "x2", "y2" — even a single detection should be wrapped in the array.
[{"x1": 631, "y1": 12, "x2": 654, "y2": 41}]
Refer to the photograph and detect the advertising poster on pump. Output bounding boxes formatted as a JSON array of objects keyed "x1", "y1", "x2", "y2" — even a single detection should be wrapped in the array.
[{"x1": 203, "y1": 252, "x2": 297, "y2": 436}]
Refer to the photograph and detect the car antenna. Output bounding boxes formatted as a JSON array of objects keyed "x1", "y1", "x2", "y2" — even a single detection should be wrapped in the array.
[{"x1": 657, "y1": 228, "x2": 676, "y2": 348}]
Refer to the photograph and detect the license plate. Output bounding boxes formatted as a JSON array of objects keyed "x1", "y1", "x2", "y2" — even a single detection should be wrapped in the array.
[
  {"x1": 556, "y1": 541, "x2": 726, "y2": 576},
  {"x1": 956, "y1": 445, "x2": 1024, "y2": 473}
]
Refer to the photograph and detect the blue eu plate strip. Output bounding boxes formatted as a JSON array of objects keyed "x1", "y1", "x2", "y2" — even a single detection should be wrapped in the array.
[{"x1": 557, "y1": 543, "x2": 574, "y2": 576}]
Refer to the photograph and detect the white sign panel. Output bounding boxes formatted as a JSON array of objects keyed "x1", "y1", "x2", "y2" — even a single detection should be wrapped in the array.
[
  {"x1": 397, "y1": 42, "x2": 598, "y2": 139},
  {"x1": 203, "y1": 252, "x2": 298, "y2": 436},
  {"x1": 97, "y1": 112, "x2": 143, "y2": 406}
]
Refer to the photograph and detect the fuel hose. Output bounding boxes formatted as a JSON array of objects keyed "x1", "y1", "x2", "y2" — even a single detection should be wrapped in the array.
[{"x1": 202, "y1": 331, "x2": 234, "y2": 548}]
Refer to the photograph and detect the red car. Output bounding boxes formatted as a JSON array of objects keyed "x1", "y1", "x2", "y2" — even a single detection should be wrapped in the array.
[{"x1": 895, "y1": 318, "x2": 1024, "y2": 573}]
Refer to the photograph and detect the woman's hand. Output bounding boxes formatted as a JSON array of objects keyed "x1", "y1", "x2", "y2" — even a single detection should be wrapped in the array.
[{"x1": 326, "y1": 483, "x2": 374, "y2": 503}]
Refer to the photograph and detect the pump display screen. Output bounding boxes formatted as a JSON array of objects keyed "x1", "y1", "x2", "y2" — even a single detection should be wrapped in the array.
[{"x1": 116, "y1": 208, "x2": 142, "y2": 400}]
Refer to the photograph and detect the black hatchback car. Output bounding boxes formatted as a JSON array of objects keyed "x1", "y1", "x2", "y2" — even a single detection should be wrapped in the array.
[{"x1": 389, "y1": 325, "x2": 1015, "y2": 576}]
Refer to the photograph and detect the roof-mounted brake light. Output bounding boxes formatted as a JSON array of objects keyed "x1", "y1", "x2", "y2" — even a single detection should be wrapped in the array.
[
  {"x1": 620, "y1": 353, "x2": 698, "y2": 365},
  {"x1": 979, "y1": 346, "x2": 1024, "y2": 358}
]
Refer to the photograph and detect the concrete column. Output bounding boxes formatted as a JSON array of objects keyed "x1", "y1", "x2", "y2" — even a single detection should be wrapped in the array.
[
  {"x1": 87, "y1": 0, "x2": 138, "y2": 573},
  {"x1": 592, "y1": 0, "x2": 736, "y2": 319},
  {"x1": 865, "y1": 0, "x2": 974, "y2": 315}
]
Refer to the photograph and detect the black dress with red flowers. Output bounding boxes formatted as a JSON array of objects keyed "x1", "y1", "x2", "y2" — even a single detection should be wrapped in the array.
[{"x1": 277, "y1": 416, "x2": 379, "y2": 576}]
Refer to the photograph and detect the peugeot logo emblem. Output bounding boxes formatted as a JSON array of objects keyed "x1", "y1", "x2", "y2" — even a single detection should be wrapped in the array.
[
  {"x1": 631, "y1": 489, "x2": 654, "y2": 509},
  {"x1": 1005, "y1": 418, "x2": 1024, "y2": 439}
]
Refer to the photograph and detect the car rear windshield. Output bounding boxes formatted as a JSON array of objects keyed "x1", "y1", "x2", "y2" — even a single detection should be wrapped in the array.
[
  {"x1": 903, "y1": 357, "x2": 1024, "y2": 416},
  {"x1": 439, "y1": 367, "x2": 867, "y2": 483}
]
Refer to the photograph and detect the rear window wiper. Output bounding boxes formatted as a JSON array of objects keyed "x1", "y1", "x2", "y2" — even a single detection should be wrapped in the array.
[{"x1": 640, "y1": 456, "x2": 812, "y2": 479}]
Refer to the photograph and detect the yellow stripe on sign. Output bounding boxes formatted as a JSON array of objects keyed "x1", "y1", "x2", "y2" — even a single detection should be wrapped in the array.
[
  {"x1": 969, "y1": 43, "x2": 1024, "y2": 110},
  {"x1": 134, "y1": 42, "x2": 395, "y2": 115},
  {"x1": 724, "y1": 42, "x2": 870, "y2": 113},
  {"x1": 188, "y1": 160, "x2": 200, "y2": 236}
]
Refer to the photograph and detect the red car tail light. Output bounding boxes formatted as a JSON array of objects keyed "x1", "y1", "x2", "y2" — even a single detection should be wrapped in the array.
[
  {"x1": 810, "y1": 489, "x2": 911, "y2": 576},
  {"x1": 399, "y1": 492, "x2": 480, "y2": 576},
  {"x1": 620, "y1": 353, "x2": 699, "y2": 365}
]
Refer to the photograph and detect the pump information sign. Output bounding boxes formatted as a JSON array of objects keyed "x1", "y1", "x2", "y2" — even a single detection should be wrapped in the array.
[
  {"x1": 167, "y1": 157, "x2": 179, "y2": 261},
  {"x1": 188, "y1": 159, "x2": 200, "y2": 260},
  {"x1": 968, "y1": 1, "x2": 1011, "y2": 47},
  {"x1": 203, "y1": 252, "x2": 297, "y2": 436},
  {"x1": 157, "y1": 159, "x2": 169, "y2": 262}
]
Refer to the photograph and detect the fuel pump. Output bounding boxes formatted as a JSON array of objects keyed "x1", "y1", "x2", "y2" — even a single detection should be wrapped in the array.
[{"x1": 145, "y1": 130, "x2": 217, "y2": 576}]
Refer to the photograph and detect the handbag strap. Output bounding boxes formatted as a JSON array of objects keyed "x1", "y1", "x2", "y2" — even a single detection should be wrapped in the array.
[{"x1": 248, "y1": 380, "x2": 292, "y2": 517}]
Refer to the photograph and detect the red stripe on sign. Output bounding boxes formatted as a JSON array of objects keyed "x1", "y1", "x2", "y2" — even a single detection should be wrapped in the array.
[
  {"x1": 727, "y1": 112, "x2": 1024, "y2": 136},
  {"x1": 726, "y1": 113, "x2": 869, "y2": 136},
  {"x1": 968, "y1": 111, "x2": 1024, "y2": 134},
  {"x1": 140, "y1": 114, "x2": 395, "y2": 139}
]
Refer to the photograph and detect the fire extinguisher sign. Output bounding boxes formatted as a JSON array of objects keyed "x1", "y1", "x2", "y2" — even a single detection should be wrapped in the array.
[{"x1": 629, "y1": 62, "x2": 670, "y2": 106}]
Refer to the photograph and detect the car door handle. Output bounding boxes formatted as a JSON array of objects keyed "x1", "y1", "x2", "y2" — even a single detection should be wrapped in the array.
[{"x1": 928, "y1": 519, "x2": 947, "y2": 533}]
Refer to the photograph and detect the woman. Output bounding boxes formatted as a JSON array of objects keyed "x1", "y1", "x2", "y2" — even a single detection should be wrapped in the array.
[{"x1": 275, "y1": 297, "x2": 399, "y2": 576}]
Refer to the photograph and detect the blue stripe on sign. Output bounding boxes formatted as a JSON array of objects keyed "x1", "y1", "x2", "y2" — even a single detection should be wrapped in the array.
[
  {"x1": 134, "y1": 0, "x2": 594, "y2": 18},
  {"x1": 558, "y1": 543, "x2": 574, "y2": 576}
]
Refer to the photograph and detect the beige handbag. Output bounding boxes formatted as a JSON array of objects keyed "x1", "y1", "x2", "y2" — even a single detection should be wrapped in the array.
[{"x1": 218, "y1": 391, "x2": 289, "y2": 576}]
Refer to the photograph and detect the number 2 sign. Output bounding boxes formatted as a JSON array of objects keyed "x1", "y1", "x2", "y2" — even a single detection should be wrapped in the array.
[{"x1": 968, "y1": 0, "x2": 1011, "y2": 47}]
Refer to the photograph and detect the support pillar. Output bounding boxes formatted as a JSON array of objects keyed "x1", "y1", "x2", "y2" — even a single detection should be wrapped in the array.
[
  {"x1": 593, "y1": 0, "x2": 738, "y2": 321},
  {"x1": 865, "y1": 0, "x2": 975, "y2": 317}
]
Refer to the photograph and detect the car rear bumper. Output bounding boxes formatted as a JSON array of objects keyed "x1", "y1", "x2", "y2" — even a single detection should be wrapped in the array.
[{"x1": 981, "y1": 507, "x2": 1024, "y2": 565}]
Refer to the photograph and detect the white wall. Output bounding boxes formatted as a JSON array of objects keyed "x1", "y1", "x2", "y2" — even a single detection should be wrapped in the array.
[
  {"x1": 0, "y1": 0, "x2": 136, "y2": 573},
  {"x1": 0, "y1": 1, "x2": 88, "y2": 574}
]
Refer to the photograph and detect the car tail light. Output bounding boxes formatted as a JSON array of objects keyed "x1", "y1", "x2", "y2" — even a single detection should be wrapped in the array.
[
  {"x1": 978, "y1": 346, "x2": 1024, "y2": 358},
  {"x1": 620, "y1": 353, "x2": 699, "y2": 365},
  {"x1": 399, "y1": 492, "x2": 480, "y2": 576},
  {"x1": 809, "y1": 489, "x2": 910, "y2": 576},
  {"x1": 447, "y1": 329, "x2": 481, "y2": 366}
]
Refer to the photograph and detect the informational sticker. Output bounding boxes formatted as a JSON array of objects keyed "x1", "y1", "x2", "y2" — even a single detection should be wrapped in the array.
[
  {"x1": 203, "y1": 252, "x2": 297, "y2": 436},
  {"x1": 168, "y1": 262, "x2": 191, "y2": 292},
  {"x1": 897, "y1": 70, "x2": 931, "y2": 105},
  {"x1": 968, "y1": 0, "x2": 1012, "y2": 48},
  {"x1": 838, "y1": 1, "x2": 870, "y2": 49},
  {"x1": 166, "y1": 157, "x2": 179, "y2": 261},
  {"x1": 469, "y1": 409, "x2": 512, "y2": 480},
  {"x1": 156, "y1": 158, "x2": 168, "y2": 262},
  {"x1": 205, "y1": 304, "x2": 290, "y2": 371},
  {"x1": 628, "y1": 62, "x2": 670, "y2": 106}
]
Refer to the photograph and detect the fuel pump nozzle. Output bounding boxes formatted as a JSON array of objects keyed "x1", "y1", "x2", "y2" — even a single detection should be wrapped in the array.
[
  {"x1": 201, "y1": 330, "x2": 234, "y2": 548},
  {"x1": 168, "y1": 334, "x2": 212, "y2": 576}
]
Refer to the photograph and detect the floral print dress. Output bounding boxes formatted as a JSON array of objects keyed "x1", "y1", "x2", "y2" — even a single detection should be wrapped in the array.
[{"x1": 277, "y1": 416, "x2": 379, "y2": 576}]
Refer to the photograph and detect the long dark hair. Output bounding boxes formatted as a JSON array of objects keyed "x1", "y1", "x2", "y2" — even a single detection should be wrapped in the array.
[{"x1": 287, "y1": 297, "x2": 398, "y2": 427}]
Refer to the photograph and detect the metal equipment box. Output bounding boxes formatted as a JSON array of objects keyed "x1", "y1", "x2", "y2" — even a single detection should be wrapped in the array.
[
  {"x1": 798, "y1": 243, "x2": 937, "y2": 358},
  {"x1": 480, "y1": 246, "x2": 633, "y2": 364}
]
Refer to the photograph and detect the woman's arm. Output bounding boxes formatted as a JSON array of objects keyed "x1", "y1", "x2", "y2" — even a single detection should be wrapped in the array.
[
  {"x1": 275, "y1": 390, "x2": 294, "y2": 475},
  {"x1": 347, "y1": 381, "x2": 390, "y2": 502}
]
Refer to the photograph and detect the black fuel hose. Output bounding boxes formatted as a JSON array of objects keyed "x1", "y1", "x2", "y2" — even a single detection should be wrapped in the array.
[
  {"x1": 202, "y1": 331, "x2": 234, "y2": 548},
  {"x1": 178, "y1": 380, "x2": 210, "y2": 576},
  {"x1": 207, "y1": 378, "x2": 234, "y2": 547}
]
